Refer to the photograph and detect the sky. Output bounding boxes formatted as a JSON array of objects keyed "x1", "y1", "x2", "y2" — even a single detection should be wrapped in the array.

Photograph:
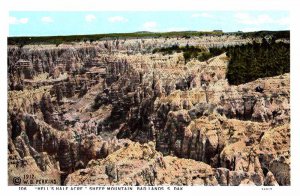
[{"x1": 9, "y1": 11, "x2": 289, "y2": 37}]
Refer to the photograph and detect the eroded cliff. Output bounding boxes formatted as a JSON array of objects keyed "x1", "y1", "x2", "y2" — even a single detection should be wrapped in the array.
[{"x1": 8, "y1": 33, "x2": 290, "y2": 186}]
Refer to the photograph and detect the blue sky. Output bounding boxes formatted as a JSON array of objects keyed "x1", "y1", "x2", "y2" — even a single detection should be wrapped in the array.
[{"x1": 9, "y1": 11, "x2": 289, "y2": 36}]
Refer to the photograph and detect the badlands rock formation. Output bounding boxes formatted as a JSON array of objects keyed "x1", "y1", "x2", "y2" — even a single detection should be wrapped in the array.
[{"x1": 8, "y1": 34, "x2": 290, "y2": 186}]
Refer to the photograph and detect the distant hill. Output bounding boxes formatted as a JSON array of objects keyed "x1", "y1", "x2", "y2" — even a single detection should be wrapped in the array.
[{"x1": 8, "y1": 30, "x2": 289, "y2": 46}]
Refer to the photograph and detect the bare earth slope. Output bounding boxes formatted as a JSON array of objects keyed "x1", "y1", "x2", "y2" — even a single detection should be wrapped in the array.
[{"x1": 8, "y1": 34, "x2": 290, "y2": 186}]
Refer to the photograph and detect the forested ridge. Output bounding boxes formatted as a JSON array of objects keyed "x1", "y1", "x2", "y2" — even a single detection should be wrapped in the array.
[
  {"x1": 153, "y1": 37, "x2": 290, "y2": 85},
  {"x1": 225, "y1": 38, "x2": 290, "y2": 85}
]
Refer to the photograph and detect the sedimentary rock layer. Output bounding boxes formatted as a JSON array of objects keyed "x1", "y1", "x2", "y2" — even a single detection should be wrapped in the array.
[{"x1": 8, "y1": 34, "x2": 290, "y2": 186}]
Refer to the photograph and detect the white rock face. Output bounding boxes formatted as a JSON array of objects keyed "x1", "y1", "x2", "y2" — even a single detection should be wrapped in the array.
[{"x1": 8, "y1": 34, "x2": 290, "y2": 186}]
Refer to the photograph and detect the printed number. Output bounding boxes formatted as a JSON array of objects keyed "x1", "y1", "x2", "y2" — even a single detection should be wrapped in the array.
[
  {"x1": 23, "y1": 174, "x2": 34, "y2": 179},
  {"x1": 262, "y1": 188, "x2": 272, "y2": 191}
]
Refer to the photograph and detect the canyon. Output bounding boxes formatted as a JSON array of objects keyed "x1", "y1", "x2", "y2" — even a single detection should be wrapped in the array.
[{"x1": 8, "y1": 32, "x2": 290, "y2": 186}]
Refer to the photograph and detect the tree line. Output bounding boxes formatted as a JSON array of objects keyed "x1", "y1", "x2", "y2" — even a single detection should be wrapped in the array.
[
  {"x1": 153, "y1": 37, "x2": 290, "y2": 85},
  {"x1": 225, "y1": 38, "x2": 289, "y2": 85}
]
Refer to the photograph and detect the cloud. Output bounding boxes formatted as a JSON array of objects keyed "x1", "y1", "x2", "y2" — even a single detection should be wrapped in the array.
[
  {"x1": 85, "y1": 14, "x2": 96, "y2": 22},
  {"x1": 234, "y1": 13, "x2": 253, "y2": 24},
  {"x1": 235, "y1": 13, "x2": 272, "y2": 25},
  {"x1": 41, "y1": 16, "x2": 53, "y2": 23},
  {"x1": 191, "y1": 13, "x2": 214, "y2": 18},
  {"x1": 9, "y1": 16, "x2": 29, "y2": 25},
  {"x1": 108, "y1": 16, "x2": 128, "y2": 23},
  {"x1": 234, "y1": 13, "x2": 289, "y2": 26},
  {"x1": 142, "y1": 21, "x2": 157, "y2": 31}
]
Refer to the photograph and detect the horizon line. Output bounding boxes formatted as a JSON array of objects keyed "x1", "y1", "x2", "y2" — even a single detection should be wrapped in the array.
[{"x1": 8, "y1": 29, "x2": 290, "y2": 38}]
